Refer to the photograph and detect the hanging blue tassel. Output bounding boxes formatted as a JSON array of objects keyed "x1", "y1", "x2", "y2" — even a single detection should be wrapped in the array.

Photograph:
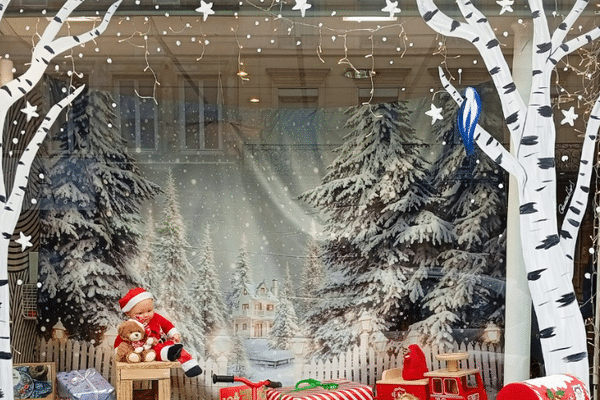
[{"x1": 456, "y1": 87, "x2": 482, "y2": 155}]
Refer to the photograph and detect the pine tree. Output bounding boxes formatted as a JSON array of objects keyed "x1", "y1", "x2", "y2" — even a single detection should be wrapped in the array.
[
  {"x1": 299, "y1": 223, "x2": 325, "y2": 319},
  {"x1": 412, "y1": 85, "x2": 506, "y2": 349},
  {"x1": 129, "y1": 211, "x2": 159, "y2": 292},
  {"x1": 269, "y1": 264, "x2": 299, "y2": 350},
  {"x1": 190, "y1": 224, "x2": 227, "y2": 357},
  {"x1": 227, "y1": 235, "x2": 253, "y2": 313},
  {"x1": 300, "y1": 101, "x2": 453, "y2": 357},
  {"x1": 228, "y1": 334, "x2": 251, "y2": 377},
  {"x1": 154, "y1": 169, "x2": 205, "y2": 356},
  {"x1": 39, "y1": 88, "x2": 160, "y2": 341}
]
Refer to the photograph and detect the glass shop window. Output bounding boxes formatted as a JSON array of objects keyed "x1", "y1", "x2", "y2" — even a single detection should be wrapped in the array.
[
  {"x1": 117, "y1": 78, "x2": 158, "y2": 151},
  {"x1": 358, "y1": 88, "x2": 399, "y2": 105},
  {"x1": 181, "y1": 78, "x2": 222, "y2": 151},
  {"x1": 278, "y1": 88, "x2": 319, "y2": 109}
]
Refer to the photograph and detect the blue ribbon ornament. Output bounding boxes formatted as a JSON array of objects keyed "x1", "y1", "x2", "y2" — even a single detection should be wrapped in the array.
[{"x1": 457, "y1": 87, "x2": 482, "y2": 155}]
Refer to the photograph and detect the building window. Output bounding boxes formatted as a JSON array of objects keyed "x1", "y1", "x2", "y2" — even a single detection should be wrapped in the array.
[
  {"x1": 117, "y1": 78, "x2": 158, "y2": 151},
  {"x1": 255, "y1": 303, "x2": 263, "y2": 311},
  {"x1": 242, "y1": 304, "x2": 249, "y2": 310},
  {"x1": 278, "y1": 88, "x2": 319, "y2": 109},
  {"x1": 242, "y1": 323, "x2": 247, "y2": 331},
  {"x1": 266, "y1": 304, "x2": 274, "y2": 311},
  {"x1": 358, "y1": 88, "x2": 399, "y2": 104},
  {"x1": 180, "y1": 78, "x2": 222, "y2": 151}
]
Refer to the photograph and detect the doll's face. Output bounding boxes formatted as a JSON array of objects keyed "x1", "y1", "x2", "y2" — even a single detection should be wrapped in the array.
[{"x1": 127, "y1": 298, "x2": 154, "y2": 325}]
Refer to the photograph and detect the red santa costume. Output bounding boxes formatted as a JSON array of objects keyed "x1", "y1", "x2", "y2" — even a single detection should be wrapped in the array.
[{"x1": 115, "y1": 288, "x2": 202, "y2": 378}]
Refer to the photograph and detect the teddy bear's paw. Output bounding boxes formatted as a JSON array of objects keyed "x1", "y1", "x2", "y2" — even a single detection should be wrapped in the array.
[
  {"x1": 144, "y1": 351, "x2": 156, "y2": 362},
  {"x1": 127, "y1": 353, "x2": 142, "y2": 363}
]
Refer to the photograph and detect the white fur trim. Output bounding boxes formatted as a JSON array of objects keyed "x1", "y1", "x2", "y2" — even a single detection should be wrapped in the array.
[
  {"x1": 122, "y1": 291, "x2": 153, "y2": 312},
  {"x1": 182, "y1": 359, "x2": 199, "y2": 371},
  {"x1": 167, "y1": 327, "x2": 179, "y2": 337},
  {"x1": 160, "y1": 346, "x2": 171, "y2": 361}
]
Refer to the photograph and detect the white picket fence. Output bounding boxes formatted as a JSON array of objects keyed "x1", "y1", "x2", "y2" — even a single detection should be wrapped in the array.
[{"x1": 36, "y1": 336, "x2": 503, "y2": 400}]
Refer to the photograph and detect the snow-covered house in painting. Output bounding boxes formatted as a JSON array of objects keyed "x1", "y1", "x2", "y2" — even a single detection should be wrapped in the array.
[{"x1": 232, "y1": 279, "x2": 279, "y2": 338}]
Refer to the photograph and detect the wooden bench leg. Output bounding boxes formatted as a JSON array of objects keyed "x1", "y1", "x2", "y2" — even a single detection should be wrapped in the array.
[
  {"x1": 118, "y1": 380, "x2": 133, "y2": 400},
  {"x1": 157, "y1": 377, "x2": 171, "y2": 400}
]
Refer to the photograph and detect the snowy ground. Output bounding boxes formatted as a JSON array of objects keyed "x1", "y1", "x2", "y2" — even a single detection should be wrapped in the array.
[{"x1": 244, "y1": 339, "x2": 296, "y2": 387}]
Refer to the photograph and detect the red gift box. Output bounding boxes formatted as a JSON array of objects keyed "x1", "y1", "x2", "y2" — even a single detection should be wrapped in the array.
[
  {"x1": 497, "y1": 374, "x2": 589, "y2": 400},
  {"x1": 220, "y1": 384, "x2": 267, "y2": 400},
  {"x1": 267, "y1": 379, "x2": 373, "y2": 400}
]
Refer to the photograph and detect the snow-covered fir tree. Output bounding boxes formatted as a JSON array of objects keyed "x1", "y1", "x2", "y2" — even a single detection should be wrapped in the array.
[
  {"x1": 39, "y1": 88, "x2": 160, "y2": 341},
  {"x1": 299, "y1": 222, "x2": 325, "y2": 319},
  {"x1": 190, "y1": 224, "x2": 227, "y2": 357},
  {"x1": 300, "y1": 101, "x2": 453, "y2": 357},
  {"x1": 154, "y1": 169, "x2": 205, "y2": 356},
  {"x1": 412, "y1": 85, "x2": 507, "y2": 350},
  {"x1": 269, "y1": 263, "x2": 299, "y2": 350},
  {"x1": 227, "y1": 235, "x2": 253, "y2": 313},
  {"x1": 129, "y1": 211, "x2": 159, "y2": 292},
  {"x1": 228, "y1": 334, "x2": 251, "y2": 377}
]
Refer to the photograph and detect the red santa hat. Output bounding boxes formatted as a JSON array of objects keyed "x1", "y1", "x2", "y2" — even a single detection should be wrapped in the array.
[{"x1": 119, "y1": 287, "x2": 154, "y2": 313}]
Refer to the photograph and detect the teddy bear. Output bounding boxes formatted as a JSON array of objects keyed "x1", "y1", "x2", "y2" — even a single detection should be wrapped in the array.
[{"x1": 115, "y1": 319, "x2": 157, "y2": 363}]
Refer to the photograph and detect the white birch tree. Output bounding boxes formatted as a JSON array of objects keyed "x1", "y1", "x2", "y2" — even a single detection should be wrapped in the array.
[
  {"x1": 0, "y1": 0, "x2": 120, "y2": 395},
  {"x1": 417, "y1": 0, "x2": 600, "y2": 387}
]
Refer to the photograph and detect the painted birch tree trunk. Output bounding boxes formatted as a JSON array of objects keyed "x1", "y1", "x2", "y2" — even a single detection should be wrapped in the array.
[
  {"x1": 0, "y1": 0, "x2": 121, "y2": 396},
  {"x1": 417, "y1": 0, "x2": 600, "y2": 389}
]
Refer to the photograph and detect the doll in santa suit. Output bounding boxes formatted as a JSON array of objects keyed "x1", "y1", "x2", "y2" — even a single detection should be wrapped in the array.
[{"x1": 115, "y1": 287, "x2": 203, "y2": 377}]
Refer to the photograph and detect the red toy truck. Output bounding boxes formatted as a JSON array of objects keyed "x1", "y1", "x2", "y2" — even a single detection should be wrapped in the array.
[{"x1": 376, "y1": 350, "x2": 488, "y2": 400}]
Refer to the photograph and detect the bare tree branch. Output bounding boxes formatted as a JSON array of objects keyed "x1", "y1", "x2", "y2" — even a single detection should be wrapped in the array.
[
  {"x1": 551, "y1": 0, "x2": 592, "y2": 49},
  {"x1": 2, "y1": 86, "x2": 86, "y2": 229},
  {"x1": 551, "y1": 27, "x2": 600, "y2": 66},
  {"x1": 0, "y1": 0, "x2": 121, "y2": 210},
  {"x1": 0, "y1": 0, "x2": 10, "y2": 22},
  {"x1": 438, "y1": 67, "x2": 526, "y2": 185},
  {"x1": 560, "y1": 93, "x2": 600, "y2": 272},
  {"x1": 417, "y1": 0, "x2": 526, "y2": 149}
]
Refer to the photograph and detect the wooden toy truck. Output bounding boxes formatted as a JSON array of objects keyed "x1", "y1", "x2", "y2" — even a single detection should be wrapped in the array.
[{"x1": 376, "y1": 352, "x2": 488, "y2": 400}]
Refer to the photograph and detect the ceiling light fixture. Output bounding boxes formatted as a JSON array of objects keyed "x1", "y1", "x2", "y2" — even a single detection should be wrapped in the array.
[{"x1": 249, "y1": 97, "x2": 260, "y2": 103}]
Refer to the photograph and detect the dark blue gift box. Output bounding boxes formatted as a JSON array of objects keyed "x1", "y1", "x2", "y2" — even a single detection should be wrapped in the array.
[{"x1": 56, "y1": 368, "x2": 115, "y2": 400}]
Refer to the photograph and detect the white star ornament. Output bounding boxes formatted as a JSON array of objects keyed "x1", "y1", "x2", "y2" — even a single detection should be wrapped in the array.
[
  {"x1": 16, "y1": 231, "x2": 33, "y2": 252},
  {"x1": 560, "y1": 106, "x2": 578, "y2": 126},
  {"x1": 196, "y1": 1, "x2": 215, "y2": 21},
  {"x1": 382, "y1": 0, "x2": 401, "y2": 18},
  {"x1": 292, "y1": 0, "x2": 312, "y2": 18},
  {"x1": 496, "y1": 0, "x2": 514, "y2": 15},
  {"x1": 425, "y1": 104, "x2": 443, "y2": 125},
  {"x1": 560, "y1": 107, "x2": 579, "y2": 126},
  {"x1": 21, "y1": 101, "x2": 39, "y2": 122}
]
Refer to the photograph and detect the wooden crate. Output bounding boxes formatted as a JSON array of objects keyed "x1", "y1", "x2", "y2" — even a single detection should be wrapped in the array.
[{"x1": 13, "y1": 362, "x2": 56, "y2": 400}]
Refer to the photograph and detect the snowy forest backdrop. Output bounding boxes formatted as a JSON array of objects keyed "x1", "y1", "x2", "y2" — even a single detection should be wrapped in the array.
[{"x1": 36, "y1": 77, "x2": 509, "y2": 369}]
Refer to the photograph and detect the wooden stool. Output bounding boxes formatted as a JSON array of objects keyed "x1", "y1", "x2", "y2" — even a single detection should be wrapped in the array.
[{"x1": 116, "y1": 361, "x2": 180, "y2": 400}]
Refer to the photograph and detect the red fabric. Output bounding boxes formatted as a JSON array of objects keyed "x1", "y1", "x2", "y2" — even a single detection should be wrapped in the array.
[
  {"x1": 114, "y1": 312, "x2": 191, "y2": 365},
  {"x1": 119, "y1": 287, "x2": 153, "y2": 311},
  {"x1": 402, "y1": 344, "x2": 428, "y2": 380},
  {"x1": 114, "y1": 312, "x2": 174, "y2": 349}
]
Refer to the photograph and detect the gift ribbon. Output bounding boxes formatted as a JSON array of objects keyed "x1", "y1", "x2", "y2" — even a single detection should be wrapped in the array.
[
  {"x1": 70, "y1": 369, "x2": 100, "y2": 400},
  {"x1": 293, "y1": 379, "x2": 339, "y2": 392}
]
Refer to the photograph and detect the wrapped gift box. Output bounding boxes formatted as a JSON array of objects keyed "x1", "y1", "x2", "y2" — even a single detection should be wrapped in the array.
[
  {"x1": 220, "y1": 385, "x2": 267, "y2": 400},
  {"x1": 267, "y1": 379, "x2": 373, "y2": 400},
  {"x1": 56, "y1": 369, "x2": 115, "y2": 400}
]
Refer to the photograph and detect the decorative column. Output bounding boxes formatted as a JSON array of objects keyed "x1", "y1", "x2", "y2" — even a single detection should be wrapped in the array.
[{"x1": 503, "y1": 20, "x2": 533, "y2": 385}]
